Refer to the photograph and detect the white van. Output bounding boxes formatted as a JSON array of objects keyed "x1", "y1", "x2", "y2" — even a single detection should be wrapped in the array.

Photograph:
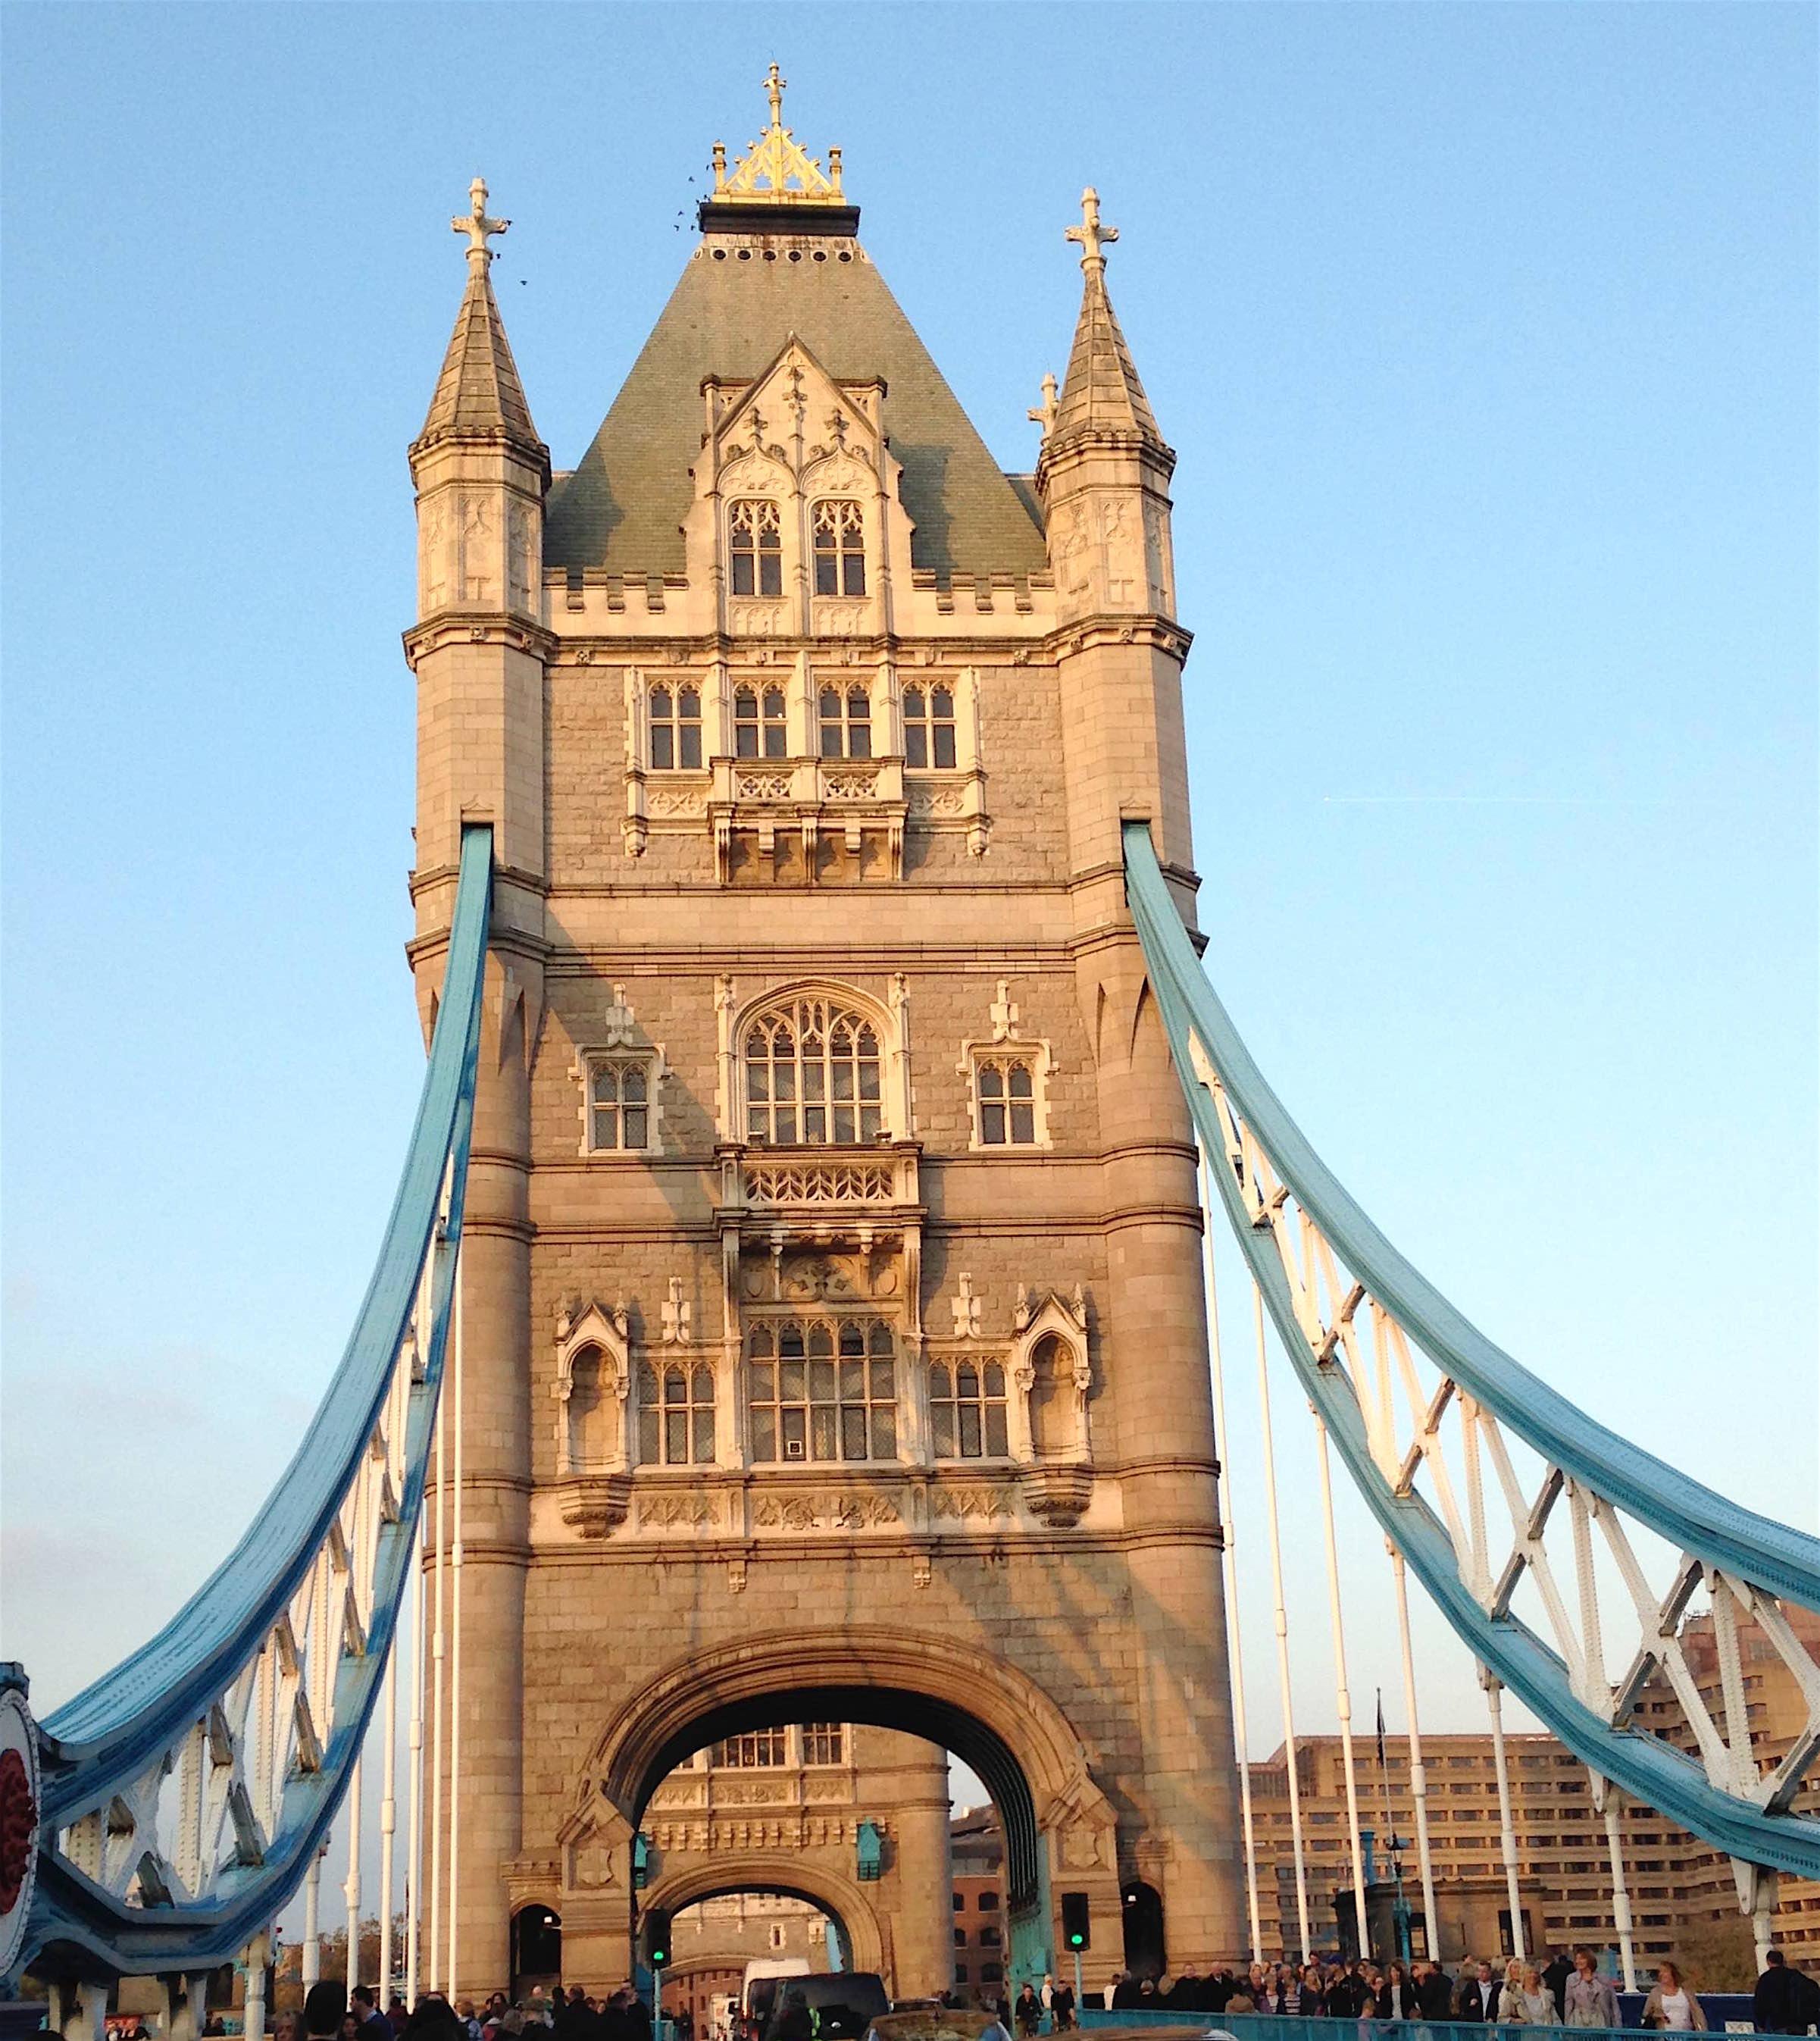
[{"x1": 742, "y1": 1958, "x2": 812, "y2": 2039}]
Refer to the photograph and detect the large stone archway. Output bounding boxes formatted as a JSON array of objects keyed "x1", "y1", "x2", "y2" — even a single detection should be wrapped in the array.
[
  {"x1": 555, "y1": 1626, "x2": 1122, "y2": 1994},
  {"x1": 638, "y1": 1857, "x2": 886, "y2": 1977}
]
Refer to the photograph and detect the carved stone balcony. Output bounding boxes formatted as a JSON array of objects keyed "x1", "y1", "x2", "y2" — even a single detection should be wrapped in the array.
[
  {"x1": 708, "y1": 755, "x2": 907, "y2": 880},
  {"x1": 716, "y1": 1139, "x2": 921, "y2": 1235}
]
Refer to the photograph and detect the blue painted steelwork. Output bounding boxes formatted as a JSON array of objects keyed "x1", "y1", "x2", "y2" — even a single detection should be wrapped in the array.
[
  {"x1": 20, "y1": 825, "x2": 494, "y2": 1980},
  {"x1": 1122, "y1": 819, "x2": 1820, "y2": 1880}
]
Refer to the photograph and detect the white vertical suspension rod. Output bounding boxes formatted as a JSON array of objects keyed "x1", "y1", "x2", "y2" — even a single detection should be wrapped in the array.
[
  {"x1": 379, "y1": 1632, "x2": 399, "y2": 2005},
  {"x1": 447, "y1": 1244, "x2": 466, "y2": 1999},
  {"x1": 1600, "y1": 1779, "x2": 1638, "y2": 1991},
  {"x1": 1313, "y1": 1411, "x2": 1371, "y2": 1958},
  {"x1": 1197, "y1": 1147, "x2": 1264, "y2": 1962},
  {"x1": 302, "y1": 1853, "x2": 321, "y2": 1988},
  {"x1": 345, "y1": 1758, "x2": 363, "y2": 1996},
  {"x1": 1251, "y1": 1279, "x2": 1313, "y2": 1961},
  {"x1": 1482, "y1": 1670, "x2": 1526, "y2": 1961},
  {"x1": 1390, "y1": 1547, "x2": 1440, "y2": 1962},
  {"x1": 430, "y1": 1377, "x2": 447, "y2": 1993},
  {"x1": 406, "y1": 1501, "x2": 425, "y2": 2006}
]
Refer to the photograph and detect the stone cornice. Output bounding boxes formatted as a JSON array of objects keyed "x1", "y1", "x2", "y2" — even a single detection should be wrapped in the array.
[
  {"x1": 402, "y1": 612, "x2": 558, "y2": 666},
  {"x1": 1046, "y1": 613, "x2": 1192, "y2": 661}
]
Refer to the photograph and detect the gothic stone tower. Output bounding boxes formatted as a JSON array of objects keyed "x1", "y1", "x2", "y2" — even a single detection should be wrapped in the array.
[{"x1": 407, "y1": 81, "x2": 1241, "y2": 1998}]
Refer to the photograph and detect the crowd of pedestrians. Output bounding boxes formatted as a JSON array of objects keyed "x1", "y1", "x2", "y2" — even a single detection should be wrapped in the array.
[{"x1": 277, "y1": 1982, "x2": 657, "y2": 2041}]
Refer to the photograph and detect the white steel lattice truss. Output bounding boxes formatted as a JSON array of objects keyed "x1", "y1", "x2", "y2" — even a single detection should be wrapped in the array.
[{"x1": 1124, "y1": 817, "x2": 1820, "y2": 1955}]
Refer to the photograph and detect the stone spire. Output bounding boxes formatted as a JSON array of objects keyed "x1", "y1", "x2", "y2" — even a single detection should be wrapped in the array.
[
  {"x1": 1046, "y1": 188, "x2": 1165, "y2": 452},
  {"x1": 414, "y1": 178, "x2": 549, "y2": 475}
]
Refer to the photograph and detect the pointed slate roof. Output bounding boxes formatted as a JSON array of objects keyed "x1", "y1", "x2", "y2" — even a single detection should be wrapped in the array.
[
  {"x1": 543, "y1": 243, "x2": 1046, "y2": 584},
  {"x1": 1052, "y1": 266, "x2": 1162, "y2": 446},
  {"x1": 415, "y1": 260, "x2": 547, "y2": 467}
]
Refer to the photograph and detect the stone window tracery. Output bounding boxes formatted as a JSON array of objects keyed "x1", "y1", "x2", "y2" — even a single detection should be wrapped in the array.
[
  {"x1": 712, "y1": 1728, "x2": 787, "y2": 1769},
  {"x1": 729, "y1": 499, "x2": 782, "y2": 596},
  {"x1": 801, "y1": 1723, "x2": 845, "y2": 1765},
  {"x1": 648, "y1": 682, "x2": 702, "y2": 770},
  {"x1": 734, "y1": 682, "x2": 788, "y2": 759},
  {"x1": 974, "y1": 1057, "x2": 1037, "y2": 1146},
  {"x1": 928, "y1": 1358, "x2": 1009, "y2": 1460},
  {"x1": 746, "y1": 1317, "x2": 898, "y2": 1462},
  {"x1": 743, "y1": 994, "x2": 884, "y2": 1145},
  {"x1": 586, "y1": 1058, "x2": 653, "y2": 1152},
  {"x1": 818, "y1": 682, "x2": 872, "y2": 759},
  {"x1": 901, "y1": 684, "x2": 957, "y2": 770},
  {"x1": 811, "y1": 499, "x2": 865, "y2": 596},
  {"x1": 636, "y1": 1358, "x2": 715, "y2": 1467}
]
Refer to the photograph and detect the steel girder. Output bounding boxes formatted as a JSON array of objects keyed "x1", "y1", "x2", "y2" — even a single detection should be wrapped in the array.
[
  {"x1": 1123, "y1": 819, "x2": 1820, "y2": 1882},
  {"x1": 16, "y1": 825, "x2": 494, "y2": 1982}
]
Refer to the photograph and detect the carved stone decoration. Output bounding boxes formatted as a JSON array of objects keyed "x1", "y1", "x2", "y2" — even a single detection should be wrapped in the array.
[
  {"x1": 637, "y1": 1493, "x2": 717, "y2": 1531},
  {"x1": 553, "y1": 1302, "x2": 633, "y2": 1477},
  {"x1": 929, "y1": 1483, "x2": 1015, "y2": 1522},
  {"x1": 752, "y1": 1490, "x2": 902, "y2": 1532},
  {"x1": 951, "y1": 1272, "x2": 982, "y2": 1339},
  {"x1": 1019, "y1": 1462, "x2": 1093, "y2": 1529},
  {"x1": 559, "y1": 1473, "x2": 633, "y2": 1540},
  {"x1": 1059, "y1": 1821, "x2": 1107, "y2": 1870}
]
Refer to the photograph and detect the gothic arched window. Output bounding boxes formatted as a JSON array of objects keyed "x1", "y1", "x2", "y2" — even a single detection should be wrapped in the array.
[
  {"x1": 812, "y1": 499, "x2": 865, "y2": 596},
  {"x1": 734, "y1": 683, "x2": 788, "y2": 759},
  {"x1": 902, "y1": 684, "x2": 956, "y2": 769},
  {"x1": 648, "y1": 683, "x2": 702, "y2": 770},
  {"x1": 743, "y1": 994, "x2": 884, "y2": 1144},
  {"x1": 929, "y1": 1358, "x2": 1009, "y2": 1460},
  {"x1": 974, "y1": 1057, "x2": 1037, "y2": 1146},
  {"x1": 636, "y1": 1360, "x2": 715, "y2": 1466},
  {"x1": 747, "y1": 1317, "x2": 898, "y2": 1462},
  {"x1": 730, "y1": 499, "x2": 782, "y2": 597},
  {"x1": 818, "y1": 683, "x2": 872, "y2": 759}
]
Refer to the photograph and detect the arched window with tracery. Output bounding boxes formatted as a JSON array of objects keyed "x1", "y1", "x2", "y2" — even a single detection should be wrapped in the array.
[
  {"x1": 812, "y1": 500, "x2": 865, "y2": 596},
  {"x1": 743, "y1": 993, "x2": 884, "y2": 1144},
  {"x1": 648, "y1": 683, "x2": 702, "y2": 770},
  {"x1": 734, "y1": 683, "x2": 788, "y2": 759},
  {"x1": 747, "y1": 1318, "x2": 898, "y2": 1462},
  {"x1": 929, "y1": 1358, "x2": 1009, "y2": 1460},
  {"x1": 818, "y1": 683, "x2": 872, "y2": 759},
  {"x1": 636, "y1": 1360, "x2": 715, "y2": 1466},
  {"x1": 730, "y1": 499, "x2": 782, "y2": 596},
  {"x1": 902, "y1": 684, "x2": 956, "y2": 769}
]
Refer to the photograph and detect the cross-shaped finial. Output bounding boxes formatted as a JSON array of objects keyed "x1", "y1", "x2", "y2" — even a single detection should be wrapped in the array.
[
  {"x1": 765, "y1": 63, "x2": 786, "y2": 129},
  {"x1": 1065, "y1": 186, "x2": 1118, "y2": 272},
  {"x1": 1027, "y1": 372, "x2": 1060, "y2": 437},
  {"x1": 452, "y1": 177, "x2": 508, "y2": 266}
]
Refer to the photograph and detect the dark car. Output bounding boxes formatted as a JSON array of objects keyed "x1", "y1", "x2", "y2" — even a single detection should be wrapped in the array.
[{"x1": 764, "y1": 1974, "x2": 890, "y2": 2041}]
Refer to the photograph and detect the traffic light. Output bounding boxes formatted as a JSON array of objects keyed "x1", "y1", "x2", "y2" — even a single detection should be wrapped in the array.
[
  {"x1": 644, "y1": 1907, "x2": 672, "y2": 1970},
  {"x1": 1061, "y1": 1891, "x2": 1090, "y2": 1952}
]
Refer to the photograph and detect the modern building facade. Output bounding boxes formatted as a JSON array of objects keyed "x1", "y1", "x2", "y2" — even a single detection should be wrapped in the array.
[{"x1": 408, "y1": 73, "x2": 1241, "y2": 1995}]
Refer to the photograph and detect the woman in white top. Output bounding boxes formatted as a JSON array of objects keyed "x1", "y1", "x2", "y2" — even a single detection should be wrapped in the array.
[{"x1": 1642, "y1": 1963, "x2": 1706, "y2": 2032}]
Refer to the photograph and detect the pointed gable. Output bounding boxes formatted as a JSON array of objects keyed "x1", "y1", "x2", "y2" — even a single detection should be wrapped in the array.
[{"x1": 545, "y1": 243, "x2": 1045, "y2": 586}]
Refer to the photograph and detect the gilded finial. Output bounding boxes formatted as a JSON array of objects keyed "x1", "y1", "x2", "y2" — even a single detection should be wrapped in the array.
[
  {"x1": 1027, "y1": 372, "x2": 1060, "y2": 437},
  {"x1": 704, "y1": 66, "x2": 846, "y2": 208},
  {"x1": 1065, "y1": 186, "x2": 1118, "y2": 273},
  {"x1": 452, "y1": 176, "x2": 508, "y2": 267}
]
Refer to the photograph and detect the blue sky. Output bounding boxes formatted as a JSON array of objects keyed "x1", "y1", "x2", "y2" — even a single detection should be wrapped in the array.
[{"x1": 2, "y1": 0, "x2": 1815, "y2": 1858}]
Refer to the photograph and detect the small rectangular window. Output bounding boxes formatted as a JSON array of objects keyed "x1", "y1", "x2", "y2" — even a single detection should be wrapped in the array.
[
  {"x1": 589, "y1": 1059, "x2": 652, "y2": 1151},
  {"x1": 902, "y1": 683, "x2": 956, "y2": 769}
]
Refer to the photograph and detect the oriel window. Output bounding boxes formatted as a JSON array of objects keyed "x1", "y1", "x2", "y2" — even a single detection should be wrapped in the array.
[
  {"x1": 648, "y1": 683, "x2": 702, "y2": 770},
  {"x1": 734, "y1": 684, "x2": 788, "y2": 759},
  {"x1": 818, "y1": 684, "x2": 872, "y2": 760},
  {"x1": 730, "y1": 499, "x2": 783, "y2": 597},
  {"x1": 812, "y1": 500, "x2": 866, "y2": 596},
  {"x1": 902, "y1": 684, "x2": 957, "y2": 769}
]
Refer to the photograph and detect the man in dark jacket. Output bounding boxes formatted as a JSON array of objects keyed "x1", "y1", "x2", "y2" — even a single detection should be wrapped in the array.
[
  {"x1": 1543, "y1": 1950, "x2": 1573, "y2": 2019},
  {"x1": 1416, "y1": 1962, "x2": 1455, "y2": 2020},
  {"x1": 1327, "y1": 1966, "x2": 1371, "y2": 2020},
  {"x1": 1754, "y1": 1949, "x2": 1814, "y2": 2034},
  {"x1": 1456, "y1": 1962, "x2": 1496, "y2": 2021}
]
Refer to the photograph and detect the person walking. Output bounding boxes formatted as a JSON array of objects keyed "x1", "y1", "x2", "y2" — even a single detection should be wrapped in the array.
[
  {"x1": 1417, "y1": 1961, "x2": 1454, "y2": 2021},
  {"x1": 1641, "y1": 1962, "x2": 1706, "y2": 2031},
  {"x1": 1457, "y1": 1963, "x2": 1496, "y2": 2022},
  {"x1": 1377, "y1": 1961, "x2": 1415, "y2": 2020},
  {"x1": 1511, "y1": 1970, "x2": 1560, "y2": 2026},
  {"x1": 1015, "y1": 1983, "x2": 1042, "y2": 2036},
  {"x1": 1753, "y1": 1949, "x2": 1818, "y2": 2035},
  {"x1": 1542, "y1": 1952, "x2": 1573, "y2": 2021},
  {"x1": 1563, "y1": 1950, "x2": 1617, "y2": 2030}
]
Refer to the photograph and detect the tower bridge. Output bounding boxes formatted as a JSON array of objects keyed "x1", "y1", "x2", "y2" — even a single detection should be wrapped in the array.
[{"x1": 5, "y1": 72, "x2": 1817, "y2": 2036}]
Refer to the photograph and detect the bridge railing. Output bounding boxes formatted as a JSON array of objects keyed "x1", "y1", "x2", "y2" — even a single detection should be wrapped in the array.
[
  {"x1": 1123, "y1": 818, "x2": 1820, "y2": 1948},
  {"x1": 19, "y1": 825, "x2": 493, "y2": 1987}
]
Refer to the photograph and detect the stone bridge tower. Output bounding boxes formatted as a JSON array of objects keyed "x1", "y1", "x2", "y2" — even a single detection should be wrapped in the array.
[{"x1": 408, "y1": 77, "x2": 1241, "y2": 1999}]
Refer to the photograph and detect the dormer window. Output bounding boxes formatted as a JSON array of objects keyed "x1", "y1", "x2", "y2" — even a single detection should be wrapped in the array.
[
  {"x1": 730, "y1": 499, "x2": 782, "y2": 596},
  {"x1": 812, "y1": 499, "x2": 865, "y2": 596},
  {"x1": 734, "y1": 684, "x2": 788, "y2": 759},
  {"x1": 819, "y1": 684, "x2": 872, "y2": 759},
  {"x1": 902, "y1": 684, "x2": 957, "y2": 769},
  {"x1": 649, "y1": 683, "x2": 702, "y2": 770}
]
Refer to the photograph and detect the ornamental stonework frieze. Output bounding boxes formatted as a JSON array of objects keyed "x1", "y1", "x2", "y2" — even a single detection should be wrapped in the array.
[{"x1": 752, "y1": 1489, "x2": 902, "y2": 1532}]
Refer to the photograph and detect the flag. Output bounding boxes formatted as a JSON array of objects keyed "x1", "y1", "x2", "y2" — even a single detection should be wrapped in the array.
[{"x1": 1376, "y1": 1689, "x2": 1387, "y2": 1773}]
